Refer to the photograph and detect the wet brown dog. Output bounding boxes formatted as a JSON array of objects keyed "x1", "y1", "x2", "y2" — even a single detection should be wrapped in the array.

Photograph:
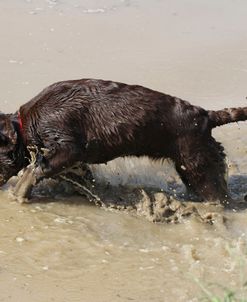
[{"x1": 0, "y1": 79, "x2": 246, "y2": 202}]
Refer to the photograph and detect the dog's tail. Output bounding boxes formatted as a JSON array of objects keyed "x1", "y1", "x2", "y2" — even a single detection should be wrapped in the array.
[{"x1": 208, "y1": 107, "x2": 247, "y2": 128}]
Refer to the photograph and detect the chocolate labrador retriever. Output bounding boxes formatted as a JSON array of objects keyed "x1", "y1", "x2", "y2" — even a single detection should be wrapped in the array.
[{"x1": 0, "y1": 78, "x2": 246, "y2": 202}]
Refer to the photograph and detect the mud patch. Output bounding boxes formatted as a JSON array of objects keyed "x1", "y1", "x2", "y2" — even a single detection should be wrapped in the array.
[{"x1": 7, "y1": 170, "x2": 228, "y2": 225}]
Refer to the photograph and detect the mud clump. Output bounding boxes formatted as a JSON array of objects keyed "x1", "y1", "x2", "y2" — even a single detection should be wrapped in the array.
[{"x1": 91, "y1": 184, "x2": 226, "y2": 224}]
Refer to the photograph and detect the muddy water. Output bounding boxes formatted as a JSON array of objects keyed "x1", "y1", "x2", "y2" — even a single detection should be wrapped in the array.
[{"x1": 0, "y1": 0, "x2": 247, "y2": 301}]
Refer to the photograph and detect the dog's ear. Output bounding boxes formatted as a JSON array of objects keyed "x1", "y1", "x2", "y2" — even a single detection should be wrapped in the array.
[{"x1": 0, "y1": 114, "x2": 17, "y2": 148}]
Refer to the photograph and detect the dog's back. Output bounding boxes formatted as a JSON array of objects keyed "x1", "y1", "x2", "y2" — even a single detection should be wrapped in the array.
[{"x1": 20, "y1": 79, "x2": 209, "y2": 163}]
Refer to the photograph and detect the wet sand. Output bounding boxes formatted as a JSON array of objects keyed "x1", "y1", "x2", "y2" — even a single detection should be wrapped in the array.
[{"x1": 0, "y1": 0, "x2": 247, "y2": 301}]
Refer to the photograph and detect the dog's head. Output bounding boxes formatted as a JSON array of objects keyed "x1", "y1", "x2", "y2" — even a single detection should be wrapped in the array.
[{"x1": 0, "y1": 113, "x2": 19, "y2": 186}]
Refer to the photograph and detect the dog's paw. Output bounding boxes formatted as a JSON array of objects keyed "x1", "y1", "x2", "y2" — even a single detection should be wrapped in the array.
[
  {"x1": 10, "y1": 163, "x2": 38, "y2": 203},
  {"x1": 8, "y1": 189, "x2": 31, "y2": 204}
]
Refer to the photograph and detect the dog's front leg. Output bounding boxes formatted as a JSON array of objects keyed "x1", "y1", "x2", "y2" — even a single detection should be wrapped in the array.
[
  {"x1": 12, "y1": 145, "x2": 82, "y2": 202},
  {"x1": 11, "y1": 164, "x2": 44, "y2": 203},
  {"x1": 10, "y1": 146, "x2": 49, "y2": 202}
]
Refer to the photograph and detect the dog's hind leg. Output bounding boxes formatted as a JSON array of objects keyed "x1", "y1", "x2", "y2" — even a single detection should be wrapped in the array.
[
  {"x1": 173, "y1": 135, "x2": 230, "y2": 203},
  {"x1": 174, "y1": 162, "x2": 201, "y2": 200}
]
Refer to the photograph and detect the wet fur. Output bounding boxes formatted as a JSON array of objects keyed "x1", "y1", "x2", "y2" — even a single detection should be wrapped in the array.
[{"x1": 0, "y1": 78, "x2": 247, "y2": 202}]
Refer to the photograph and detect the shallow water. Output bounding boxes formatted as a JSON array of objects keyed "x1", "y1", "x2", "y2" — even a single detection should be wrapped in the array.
[{"x1": 0, "y1": 0, "x2": 247, "y2": 301}]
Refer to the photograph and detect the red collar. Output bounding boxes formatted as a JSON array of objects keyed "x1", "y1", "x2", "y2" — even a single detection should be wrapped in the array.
[{"x1": 18, "y1": 111, "x2": 23, "y2": 133}]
